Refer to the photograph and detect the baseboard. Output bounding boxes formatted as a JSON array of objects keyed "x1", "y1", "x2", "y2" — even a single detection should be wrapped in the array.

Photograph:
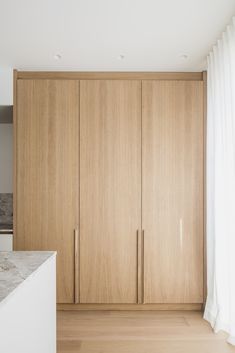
[{"x1": 57, "y1": 303, "x2": 203, "y2": 311}]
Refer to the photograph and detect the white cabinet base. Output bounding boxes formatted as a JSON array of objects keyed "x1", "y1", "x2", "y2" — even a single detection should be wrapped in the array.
[
  {"x1": 0, "y1": 234, "x2": 13, "y2": 251},
  {"x1": 0, "y1": 255, "x2": 56, "y2": 353}
]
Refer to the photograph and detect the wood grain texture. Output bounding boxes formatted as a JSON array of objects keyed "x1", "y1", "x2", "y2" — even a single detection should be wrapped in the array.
[
  {"x1": 142, "y1": 80, "x2": 204, "y2": 303},
  {"x1": 16, "y1": 71, "x2": 203, "y2": 81},
  {"x1": 15, "y1": 79, "x2": 79, "y2": 303},
  {"x1": 80, "y1": 80, "x2": 141, "y2": 303},
  {"x1": 57, "y1": 311, "x2": 234, "y2": 353}
]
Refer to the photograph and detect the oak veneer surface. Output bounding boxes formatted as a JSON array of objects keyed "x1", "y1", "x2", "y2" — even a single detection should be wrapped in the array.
[
  {"x1": 80, "y1": 80, "x2": 141, "y2": 303},
  {"x1": 57, "y1": 310, "x2": 235, "y2": 353},
  {"x1": 15, "y1": 79, "x2": 79, "y2": 303},
  {"x1": 16, "y1": 71, "x2": 203, "y2": 80},
  {"x1": 142, "y1": 80, "x2": 204, "y2": 303}
]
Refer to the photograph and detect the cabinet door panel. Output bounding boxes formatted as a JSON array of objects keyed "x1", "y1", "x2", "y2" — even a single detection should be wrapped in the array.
[
  {"x1": 16, "y1": 80, "x2": 79, "y2": 303},
  {"x1": 80, "y1": 80, "x2": 141, "y2": 303},
  {"x1": 142, "y1": 80, "x2": 204, "y2": 303}
]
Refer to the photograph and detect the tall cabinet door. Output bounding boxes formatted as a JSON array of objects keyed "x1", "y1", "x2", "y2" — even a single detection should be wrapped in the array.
[
  {"x1": 15, "y1": 79, "x2": 79, "y2": 303},
  {"x1": 80, "y1": 80, "x2": 141, "y2": 303},
  {"x1": 142, "y1": 80, "x2": 204, "y2": 303}
]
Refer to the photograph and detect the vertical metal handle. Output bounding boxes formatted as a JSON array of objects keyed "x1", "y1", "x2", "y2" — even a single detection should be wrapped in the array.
[
  {"x1": 137, "y1": 229, "x2": 145, "y2": 304},
  {"x1": 137, "y1": 230, "x2": 141, "y2": 303},
  {"x1": 74, "y1": 228, "x2": 79, "y2": 304},
  {"x1": 142, "y1": 230, "x2": 145, "y2": 304}
]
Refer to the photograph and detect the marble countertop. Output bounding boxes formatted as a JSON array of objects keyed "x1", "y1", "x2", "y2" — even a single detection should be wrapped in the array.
[
  {"x1": 0, "y1": 226, "x2": 13, "y2": 234},
  {"x1": 0, "y1": 223, "x2": 13, "y2": 230},
  {"x1": 0, "y1": 251, "x2": 56, "y2": 304}
]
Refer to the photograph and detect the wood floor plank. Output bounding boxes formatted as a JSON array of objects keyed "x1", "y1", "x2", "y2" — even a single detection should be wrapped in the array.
[
  {"x1": 57, "y1": 340, "x2": 235, "y2": 353},
  {"x1": 57, "y1": 311, "x2": 235, "y2": 353}
]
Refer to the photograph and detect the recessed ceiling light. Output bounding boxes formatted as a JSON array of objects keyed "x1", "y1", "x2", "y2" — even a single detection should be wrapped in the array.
[
  {"x1": 117, "y1": 54, "x2": 125, "y2": 60},
  {"x1": 179, "y1": 54, "x2": 188, "y2": 60},
  {"x1": 54, "y1": 54, "x2": 62, "y2": 60}
]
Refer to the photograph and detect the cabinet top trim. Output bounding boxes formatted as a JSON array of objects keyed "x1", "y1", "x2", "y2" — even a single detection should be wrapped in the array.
[{"x1": 15, "y1": 71, "x2": 204, "y2": 81}]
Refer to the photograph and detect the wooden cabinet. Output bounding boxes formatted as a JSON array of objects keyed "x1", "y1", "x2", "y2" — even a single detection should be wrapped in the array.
[
  {"x1": 142, "y1": 81, "x2": 204, "y2": 303},
  {"x1": 15, "y1": 79, "x2": 79, "y2": 303},
  {"x1": 79, "y1": 80, "x2": 141, "y2": 303},
  {"x1": 14, "y1": 72, "x2": 204, "y2": 307}
]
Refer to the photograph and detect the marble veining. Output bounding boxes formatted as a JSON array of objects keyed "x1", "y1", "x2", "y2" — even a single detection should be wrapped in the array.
[
  {"x1": 0, "y1": 193, "x2": 13, "y2": 227},
  {"x1": 0, "y1": 251, "x2": 55, "y2": 303}
]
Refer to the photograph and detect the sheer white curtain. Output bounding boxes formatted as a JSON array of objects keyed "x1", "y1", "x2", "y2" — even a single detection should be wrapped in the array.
[{"x1": 204, "y1": 17, "x2": 235, "y2": 345}]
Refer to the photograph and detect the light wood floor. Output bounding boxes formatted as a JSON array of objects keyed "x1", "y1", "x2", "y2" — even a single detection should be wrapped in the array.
[{"x1": 57, "y1": 310, "x2": 235, "y2": 353}]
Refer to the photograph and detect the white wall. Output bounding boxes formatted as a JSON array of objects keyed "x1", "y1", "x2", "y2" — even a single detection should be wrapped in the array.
[
  {"x1": 0, "y1": 68, "x2": 13, "y2": 193},
  {"x1": 0, "y1": 68, "x2": 13, "y2": 104}
]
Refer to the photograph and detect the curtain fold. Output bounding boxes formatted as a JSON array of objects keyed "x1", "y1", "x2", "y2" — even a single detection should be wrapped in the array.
[{"x1": 204, "y1": 16, "x2": 235, "y2": 345}]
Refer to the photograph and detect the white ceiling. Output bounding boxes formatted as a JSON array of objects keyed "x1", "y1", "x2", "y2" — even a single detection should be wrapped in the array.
[{"x1": 1, "y1": 0, "x2": 235, "y2": 71}]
